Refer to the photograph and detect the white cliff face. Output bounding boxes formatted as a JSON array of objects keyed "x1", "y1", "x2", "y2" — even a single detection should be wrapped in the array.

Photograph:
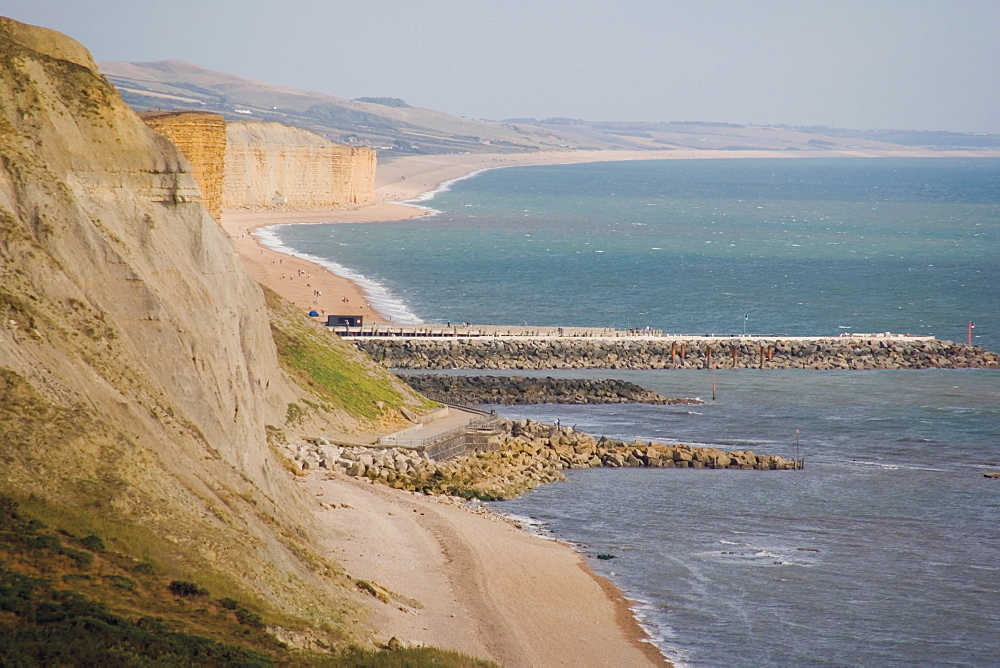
[{"x1": 223, "y1": 121, "x2": 376, "y2": 210}]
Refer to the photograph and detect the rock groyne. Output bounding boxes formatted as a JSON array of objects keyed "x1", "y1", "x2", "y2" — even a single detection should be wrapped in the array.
[
  {"x1": 355, "y1": 337, "x2": 1000, "y2": 370},
  {"x1": 293, "y1": 419, "x2": 797, "y2": 500},
  {"x1": 397, "y1": 374, "x2": 701, "y2": 405}
]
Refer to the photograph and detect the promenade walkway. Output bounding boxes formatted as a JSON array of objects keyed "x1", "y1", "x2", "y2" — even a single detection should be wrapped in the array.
[
  {"x1": 327, "y1": 321, "x2": 934, "y2": 343},
  {"x1": 331, "y1": 323, "x2": 658, "y2": 338}
]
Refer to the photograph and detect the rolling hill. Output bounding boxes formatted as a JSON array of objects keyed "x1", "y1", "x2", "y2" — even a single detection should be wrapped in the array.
[{"x1": 101, "y1": 59, "x2": 1000, "y2": 157}]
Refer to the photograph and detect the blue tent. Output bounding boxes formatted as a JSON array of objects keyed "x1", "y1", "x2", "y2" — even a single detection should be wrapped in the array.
[{"x1": 308, "y1": 310, "x2": 319, "y2": 317}]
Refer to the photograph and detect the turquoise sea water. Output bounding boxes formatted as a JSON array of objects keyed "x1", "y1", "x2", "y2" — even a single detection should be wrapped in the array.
[
  {"x1": 267, "y1": 158, "x2": 1000, "y2": 349},
  {"x1": 265, "y1": 158, "x2": 1000, "y2": 666}
]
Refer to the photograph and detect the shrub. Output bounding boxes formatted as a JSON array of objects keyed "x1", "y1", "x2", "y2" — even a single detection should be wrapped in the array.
[
  {"x1": 63, "y1": 548, "x2": 93, "y2": 569},
  {"x1": 236, "y1": 608, "x2": 264, "y2": 628},
  {"x1": 77, "y1": 534, "x2": 105, "y2": 551},
  {"x1": 0, "y1": 567, "x2": 274, "y2": 666},
  {"x1": 167, "y1": 580, "x2": 207, "y2": 597},
  {"x1": 132, "y1": 557, "x2": 157, "y2": 575}
]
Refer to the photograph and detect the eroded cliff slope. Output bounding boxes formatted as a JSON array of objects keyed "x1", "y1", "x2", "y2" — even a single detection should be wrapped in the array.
[{"x1": 0, "y1": 16, "x2": 421, "y2": 645}]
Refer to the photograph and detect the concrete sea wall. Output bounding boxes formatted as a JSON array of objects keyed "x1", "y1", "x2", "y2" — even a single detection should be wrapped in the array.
[{"x1": 354, "y1": 337, "x2": 1000, "y2": 370}]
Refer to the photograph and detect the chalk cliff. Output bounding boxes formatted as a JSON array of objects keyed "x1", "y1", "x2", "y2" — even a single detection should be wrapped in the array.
[
  {"x1": 0, "y1": 16, "x2": 419, "y2": 643},
  {"x1": 141, "y1": 111, "x2": 226, "y2": 221},
  {"x1": 223, "y1": 121, "x2": 376, "y2": 210}
]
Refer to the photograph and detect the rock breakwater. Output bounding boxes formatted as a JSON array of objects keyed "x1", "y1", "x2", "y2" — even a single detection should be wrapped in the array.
[
  {"x1": 292, "y1": 419, "x2": 796, "y2": 500},
  {"x1": 354, "y1": 337, "x2": 1000, "y2": 370},
  {"x1": 396, "y1": 374, "x2": 702, "y2": 405}
]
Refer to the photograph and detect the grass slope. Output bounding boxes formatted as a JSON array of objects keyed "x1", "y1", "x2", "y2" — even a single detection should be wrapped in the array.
[
  {"x1": 0, "y1": 494, "x2": 496, "y2": 667},
  {"x1": 266, "y1": 288, "x2": 436, "y2": 423}
]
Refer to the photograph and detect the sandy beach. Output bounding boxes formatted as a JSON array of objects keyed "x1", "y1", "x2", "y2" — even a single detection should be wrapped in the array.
[{"x1": 304, "y1": 473, "x2": 664, "y2": 666}]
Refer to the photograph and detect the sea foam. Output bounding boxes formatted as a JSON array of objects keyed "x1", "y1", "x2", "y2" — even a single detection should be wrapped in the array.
[
  {"x1": 402, "y1": 167, "x2": 499, "y2": 210},
  {"x1": 254, "y1": 225, "x2": 422, "y2": 324}
]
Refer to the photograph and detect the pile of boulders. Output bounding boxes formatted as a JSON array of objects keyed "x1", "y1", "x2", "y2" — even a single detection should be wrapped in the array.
[
  {"x1": 396, "y1": 374, "x2": 701, "y2": 405},
  {"x1": 291, "y1": 441, "x2": 437, "y2": 483},
  {"x1": 290, "y1": 418, "x2": 796, "y2": 501},
  {"x1": 354, "y1": 337, "x2": 999, "y2": 370}
]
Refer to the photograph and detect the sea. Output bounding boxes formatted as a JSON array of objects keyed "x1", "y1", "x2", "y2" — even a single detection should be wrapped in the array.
[{"x1": 260, "y1": 158, "x2": 1000, "y2": 666}]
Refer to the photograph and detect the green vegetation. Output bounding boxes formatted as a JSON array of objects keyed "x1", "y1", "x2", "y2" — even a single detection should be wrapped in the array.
[
  {"x1": 0, "y1": 494, "x2": 277, "y2": 665},
  {"x1": 286, "y1": 401, "x2": 306, "y2": 424},
  {"x1": 168, "y1": 580, "x2": 209, "y2": 598},
  {"x1": 265, "y1": 289, "x2": 431, "y2": 420},
  {"x1": 0, "y1": 493, "x2": 494, "y2": 666},
  {"x1": 0, "y1": 572, "x2": 273, "y2": 666},
  {"x1": 355, "y1": 580, "x2": 390, "y2": 604},
  {"x1": 306, "y1": 103, "x2": 399, "y2": 131},
  {"x1": 275, "y1": 330, "x2": 404, "y2": 418}
]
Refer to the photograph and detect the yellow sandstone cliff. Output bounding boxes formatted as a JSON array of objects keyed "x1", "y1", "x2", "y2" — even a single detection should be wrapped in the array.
[
  {"x1": 141, "y1": 111, "x2": 227, "y2": 221},
  {"x1": 141, "y1": 114, "x2": 376, "y2": 216},
  {"x1": 223, "y1": 120, "x2": 377, "y2": 210}
]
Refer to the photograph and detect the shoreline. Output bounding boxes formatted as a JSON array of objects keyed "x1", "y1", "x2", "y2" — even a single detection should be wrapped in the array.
[
  {"x1": 221, "y1": 147, "x2": 997, "y2": 666},
  {"x1": 221, "y1": 146, "x2": 1000, "y2": 324},
  {"x1": 222, "y1": 150, "x2": 678, "y2": 665}
]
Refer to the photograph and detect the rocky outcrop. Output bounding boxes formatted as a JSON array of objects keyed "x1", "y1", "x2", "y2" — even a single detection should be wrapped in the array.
[
  {"x1": 397, "y1": 374, "x2": 701, "y2": 405},
  {"x1": 141, "y1": 111, "x2": 226, "y2": 221},
  {"x1": 223, "y1": 121, "x2": 376, "y2": 209},
  {"x1": 291, "y1": 419, "x2": 797, "y2": 500},
  {"x1": 355, "y1": 337, "x2": 1000, "y2": 370}
]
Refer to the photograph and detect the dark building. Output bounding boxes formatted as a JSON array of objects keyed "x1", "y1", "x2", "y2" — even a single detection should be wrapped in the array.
[{"x1": 326, "y1": 315, "x2": 363, "y2": 327}]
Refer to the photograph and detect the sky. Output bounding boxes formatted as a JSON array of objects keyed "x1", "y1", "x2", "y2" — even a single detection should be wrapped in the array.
[{"x1": 3, "y1": 0, "x2": 999, "y2": 133}]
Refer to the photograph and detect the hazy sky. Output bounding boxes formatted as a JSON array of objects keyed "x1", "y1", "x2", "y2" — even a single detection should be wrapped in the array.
[{"x1": 4, "y1": 1, "x2": 999, "y2": 132}]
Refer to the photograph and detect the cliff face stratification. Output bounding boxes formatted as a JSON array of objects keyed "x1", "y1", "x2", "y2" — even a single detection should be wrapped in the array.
[
  {"x1": 141, "y1": 111, "x2": 226, "y2": 221},
  {"x1": 0, "y1": 16, "x2": 416, "y2": 640},
  {"x1": 223, "y1": 121, "x2": 376, "y2": 209},
  {"x1": 141, "y1": 114, "x2": 375, "y2": 217}
]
